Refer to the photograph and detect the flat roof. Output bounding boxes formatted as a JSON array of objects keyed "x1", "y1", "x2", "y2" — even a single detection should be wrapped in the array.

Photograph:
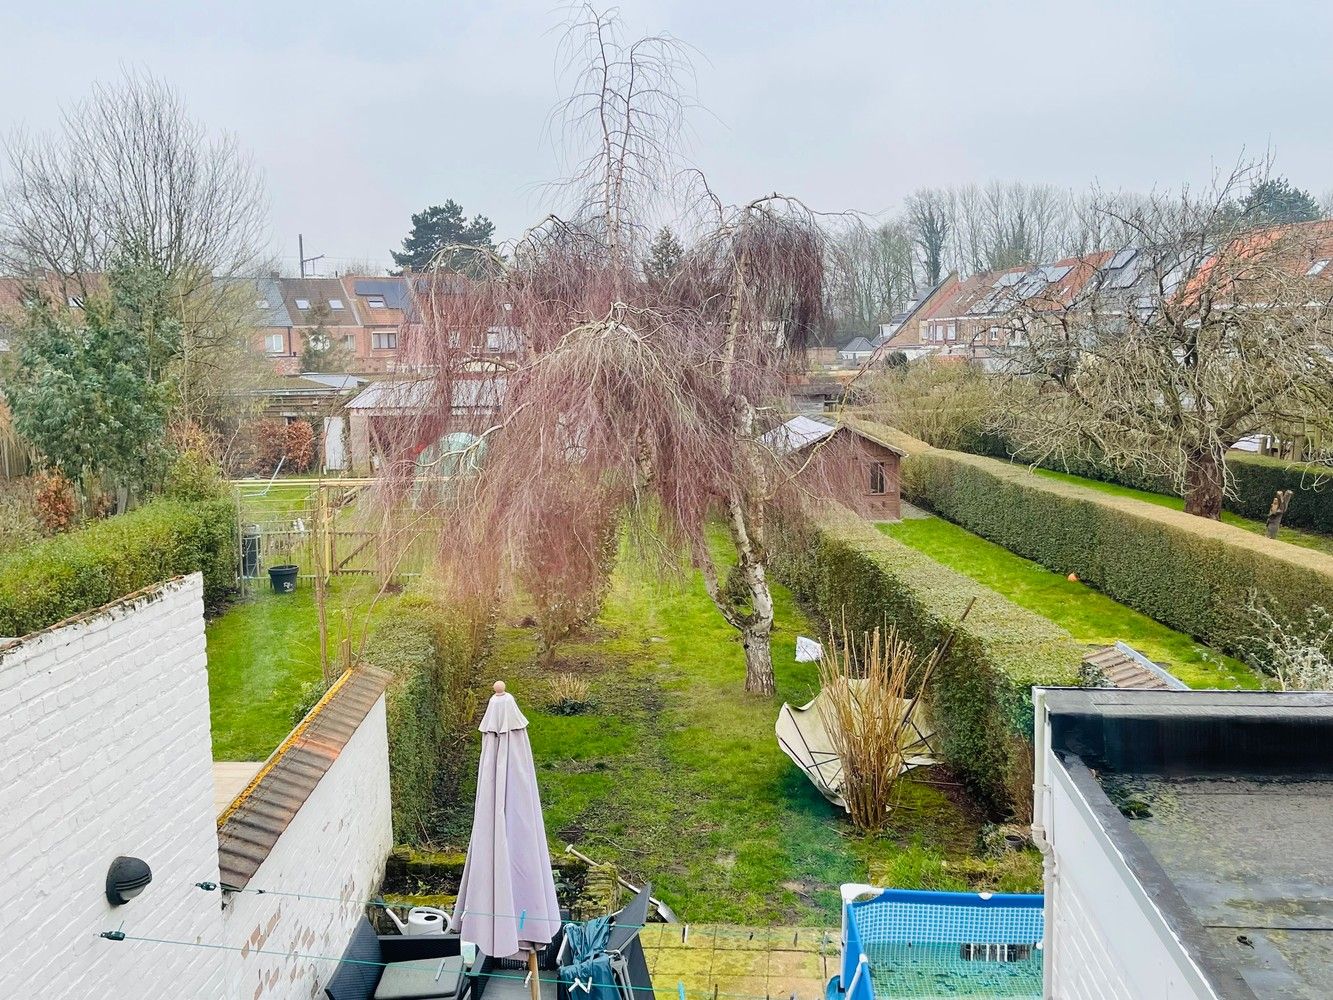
[{"x1": 1045, "y1": 689, "x2": 1333, "y2": 999}]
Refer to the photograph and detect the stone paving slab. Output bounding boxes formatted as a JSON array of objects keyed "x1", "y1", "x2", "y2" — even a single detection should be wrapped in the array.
[{"x1": 641, "y1": 925, "x2": 833, "y2": 1000}]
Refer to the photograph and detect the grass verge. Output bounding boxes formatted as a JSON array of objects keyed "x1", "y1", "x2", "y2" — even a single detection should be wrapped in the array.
[{"x1": 881, "y1": 517, "x2": 1259, "y2": 689}]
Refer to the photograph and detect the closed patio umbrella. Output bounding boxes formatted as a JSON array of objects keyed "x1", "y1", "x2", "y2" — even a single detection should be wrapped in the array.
[{"x1": 454, "y1": 681, "x2": 561, "y2": 996}]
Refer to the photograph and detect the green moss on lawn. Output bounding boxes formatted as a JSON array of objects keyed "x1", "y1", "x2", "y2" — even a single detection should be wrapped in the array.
[
  {"x1": 432, "y1": 545, "x2": 1036, "y2": 926},
  {"x1": 881, "y1": 517, "x2": 1259, "y2": 689}
]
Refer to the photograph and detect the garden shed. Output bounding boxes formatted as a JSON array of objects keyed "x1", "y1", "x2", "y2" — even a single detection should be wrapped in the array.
[{"x1": 763, "y1": 415, "x2": 904, "y2": 520}]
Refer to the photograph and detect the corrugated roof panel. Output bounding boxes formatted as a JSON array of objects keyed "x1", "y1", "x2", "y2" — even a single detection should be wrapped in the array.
[{"x1": 216, "y1": 667, "x2": 391, "y2": 890}]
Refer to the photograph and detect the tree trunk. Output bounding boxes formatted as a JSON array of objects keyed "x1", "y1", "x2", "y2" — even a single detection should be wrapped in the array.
[
  {"x1": 1183, "y1": 451, "x2": 1225, "y2": 519},
  {"x1": 742, "y1": 621, "x2": 775, "y2": 695},
  {"x1": 737, "y1": 550, "x2": 776, "y2": 695}
]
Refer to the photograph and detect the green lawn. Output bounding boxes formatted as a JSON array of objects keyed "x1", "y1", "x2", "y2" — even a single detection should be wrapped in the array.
[
  {"x1": 1030, "y1": 467, "x2": 1333, "y2": 556},
  {"x1": 432, "y1": 550, "x2": 1039, "y2": 926},
  {"x1": 881, "y1": 518, "x2": 1260, "y2": 689},
  {"x1": 207, "y1": 576, "x2": 385, "y2": 760}
]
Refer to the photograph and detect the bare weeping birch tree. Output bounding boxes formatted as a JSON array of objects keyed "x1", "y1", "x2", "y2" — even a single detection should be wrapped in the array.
[
  {"x1": 993, "y1": 165, "x2": 1333, "y2": 518},
  {"x1": 391, "y1": 6, "x2": 858, "y2": 694}
]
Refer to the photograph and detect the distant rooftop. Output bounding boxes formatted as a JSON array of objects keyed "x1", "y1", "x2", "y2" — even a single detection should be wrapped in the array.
[{"x1": 1046, "y1": 689, "x2": 1333, "y2": 998}]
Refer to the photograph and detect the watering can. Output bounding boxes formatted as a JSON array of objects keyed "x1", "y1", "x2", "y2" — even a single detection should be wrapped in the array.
[{"x1": 384, "y1": 905, "x2": 451, "y2": 936}]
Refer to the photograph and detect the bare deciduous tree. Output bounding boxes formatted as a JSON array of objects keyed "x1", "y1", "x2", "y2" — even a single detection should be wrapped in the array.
[
  {"x1": 905, "y1": 188, "x2": 952, "y2": 287},
  {"x1": 827, "y1": 219, "x2": 915, "y2": 337},
  {"x1": 993, "y1": 164, "x2": 1333, "y2": 518},
  {"x1": 0, "y1": 72, "x2": 272, "y2": 428},
  {"x1": 0, "y1": 71, "x2": 268, "y2": 289},
  {"x1": 393, "y1": 7, "x2": 856, "y2": 695}
]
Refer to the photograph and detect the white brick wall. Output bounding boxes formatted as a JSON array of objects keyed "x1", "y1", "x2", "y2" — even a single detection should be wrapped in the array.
[
  {"x1": 1043, "y1": 756, "x2": 1218, "y2": 999},
  {"x1": 224, "y1": 696, "x2": 393, "y2": 1000},
  {"x1": 0, "y1": 575, "x2": 231, "y2": 999}
]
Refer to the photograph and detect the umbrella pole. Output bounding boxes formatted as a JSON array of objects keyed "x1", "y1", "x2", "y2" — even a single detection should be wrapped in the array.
[{"x1": 527, "y1": 949, "x2": 541, "y2": 1000}]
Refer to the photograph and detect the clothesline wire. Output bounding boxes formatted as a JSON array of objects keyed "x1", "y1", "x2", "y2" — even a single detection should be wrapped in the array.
[
  {"x1": 191, "y1": 882, "x2": 834, "y2": 947},
  {"x1": 97, "y1": 930, "x2": 829, "y2": 1000}
]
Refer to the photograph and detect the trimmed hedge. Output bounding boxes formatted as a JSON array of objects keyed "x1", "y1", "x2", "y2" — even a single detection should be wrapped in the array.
[
  {"x1": 969, "y1": 433, "x2": 1333, "y2": 536},
  {"x1": 0, "y1": 496, "x2": 237, "y2": 636},
  {"x1": 1227, "y1": 452, "x2": 1333, "y2": 534},
  {"x1": 362, "y1": 595, "x2": 491, "y2": 844},
  {"x1": 775, "y1": 508, "x2": 1083, "y2": 815},
  {"x1": 901, "y1": 448, "x2": 1333, "y2": 658}
]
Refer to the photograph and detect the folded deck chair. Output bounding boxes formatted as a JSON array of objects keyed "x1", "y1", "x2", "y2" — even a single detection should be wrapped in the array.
[
  {"x1": 556, "y1": 885, "x2": 653, "y2": 1000},
  {"x1": 776, "y1": 681, "x2": 936, "y2": 811}
]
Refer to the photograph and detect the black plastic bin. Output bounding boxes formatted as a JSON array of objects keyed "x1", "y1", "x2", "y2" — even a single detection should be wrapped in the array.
[
  {"x1": 268, "y1": 564, "x2": 299, "y2": 594},
  {"x1": 241, "y1": 525, "x2": 261, "y2": 578}
]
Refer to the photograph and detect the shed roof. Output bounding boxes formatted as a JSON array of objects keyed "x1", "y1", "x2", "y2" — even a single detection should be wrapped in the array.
[
  {"x1": 761, "y1": 415, "x2": 837, "y2": 455},
  {"x1": 839, "y1": 336, "x2": 875, "y2": 355},
  {"x1": 216, "y1": 666, "x2": 391, "y2": 890}
]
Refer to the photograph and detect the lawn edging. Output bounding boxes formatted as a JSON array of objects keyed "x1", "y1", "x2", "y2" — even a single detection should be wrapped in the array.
[
  {"x1": 774, "y1": 506, "x2": 1083, "y2": 816},
  {"x1": 893, "y1": 435, "x2": 1333, "y2": 658}
]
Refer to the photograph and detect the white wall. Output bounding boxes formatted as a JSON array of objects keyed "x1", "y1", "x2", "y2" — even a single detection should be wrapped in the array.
[
  {"x1": 1040, "y1": 748, "x2": 1217, "y2": 999},
  {"x1": 224, "y1": 695, "x2": 393, "y2": 1000},
  {"x1": 0, "y1": 576, "x2": 231, "y2": 999}
]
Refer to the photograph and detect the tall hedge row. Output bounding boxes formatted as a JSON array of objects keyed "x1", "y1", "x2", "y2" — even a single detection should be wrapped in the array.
[
  {"x1": 902, "y1": 449, "x2": 1333, "y2": 657},
  {"x1": 968, "y1": 433, "x2": 1333, "y2": 535},
  {"x1": 775, "y1": 509, "x2": 1083, "y2": 815},
  {"x1": 0, "y1": 496, "x2": 237, "y2": 636},
  {"x1": 362, "y1": 595, "x2": 491, "y2": 844}
]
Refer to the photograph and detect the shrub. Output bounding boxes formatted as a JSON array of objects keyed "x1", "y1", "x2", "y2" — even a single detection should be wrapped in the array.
[
  {"x1": 901, "y1": 447, "x2": 1333, "y2": 659},
  {"x1": 284, "y1": 420, "x2": 316, "y2": 474},
  {"x1": 0, "y1": 478, "x2": 42, "y2": 557},
  {"x1": 0, "y1": 495, "x2": 238, "y2": 635},
  {"x1": 163, "y1": 421, "x2": 228, "y2": 503},
  {"x1": 362, "y1": 594, "x2": 494, "y2": 843},
  {"x1": 774, "y1": 509, "x2": 1082, "y2": 815},
  {"x1": 33, "y1": 471, "x2": 78, "y2": 535},
  {"x1": 547, "y1": 672, "x2": 593, "y2": 715}
]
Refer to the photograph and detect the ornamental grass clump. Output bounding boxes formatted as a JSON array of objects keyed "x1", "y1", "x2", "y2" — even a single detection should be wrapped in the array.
[{"x1": 816, "y1": 619, "x2": 947, "y2": 833}]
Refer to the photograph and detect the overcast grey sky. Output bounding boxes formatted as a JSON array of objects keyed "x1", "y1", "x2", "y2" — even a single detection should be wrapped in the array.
[{"x1": 2, "y1": 0, "x2": 1329, "y2": 273}]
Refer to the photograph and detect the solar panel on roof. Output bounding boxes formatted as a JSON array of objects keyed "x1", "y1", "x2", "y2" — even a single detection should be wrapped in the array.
[
  {"x1": 995, "y1": 272, "x2": 1023, "y2": 288},
  {"x1": 1040, "y1": 265, "x2": 1072, "y2": 282},
  {"x1": 1108, "y1": 249, "x2": 1137, "y2": 270}
]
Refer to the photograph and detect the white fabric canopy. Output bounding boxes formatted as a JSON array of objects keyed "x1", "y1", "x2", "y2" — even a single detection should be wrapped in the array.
[{"x1": 453, "y1": 688, "x2": 561, "y2": 958}]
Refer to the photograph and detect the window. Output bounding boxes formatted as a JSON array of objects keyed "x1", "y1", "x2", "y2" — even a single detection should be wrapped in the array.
[
  {"x1": 328, "y1": 298, "x2": 344, "y2": 310},
  {"x1": 264, "y1": 333, "x2": 286, "y2": 354},
  {"x1": 344, "y1": 334, "x2": 357, "y2": 349},
  {"x1": 946, "y1": 323, "x2": 957, "y2": 341},
  {"x1": 869, "y1": 462, "x2": 887, "y2": 495},
  {"x1": 294, "y1": 298, "x2": 310, "y2": 310},
  {"x1": 366, "y1": 295, "x2": 387, "y2": 309},
  {"x1": 932, "y1": 325, "x2": 944, "y2": 343},
  {"x1": 447, "y1": 331, "x2": 461, "y2": 348},
  {"x1": 306, "y1": 332, "x2": 330, "y2": 351},
  {"x1": 1308, "y1": 259, "x2": 1330, "y2": 277},
  {"x1": 67, "y1": 295, "x2": 85, "y2": 309},
  {"x1": 372, "y1": 330, "x2": 397, "y2": 350},
  {"x1": 0, "y1": 338, "x2": 10, "y2": 353},
  {"x1": 485, "y1": 331, "x2": 504, "y2": 352}
]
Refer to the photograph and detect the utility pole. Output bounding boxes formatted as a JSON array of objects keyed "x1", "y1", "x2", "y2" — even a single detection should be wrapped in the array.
[{"x1": 298, "y1": 234, "x2": 325, "y2": 278}]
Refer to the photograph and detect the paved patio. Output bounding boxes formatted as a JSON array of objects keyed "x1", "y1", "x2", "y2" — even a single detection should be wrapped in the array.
[{"x1": 641, "y1": 925, "x2": 836, "y2": 1000}]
